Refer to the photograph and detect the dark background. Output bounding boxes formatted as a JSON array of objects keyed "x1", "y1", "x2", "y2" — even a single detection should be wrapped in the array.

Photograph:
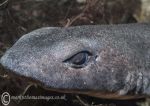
[{"x1": 0, "y1": 0, "x2": 150, "y2": 106}]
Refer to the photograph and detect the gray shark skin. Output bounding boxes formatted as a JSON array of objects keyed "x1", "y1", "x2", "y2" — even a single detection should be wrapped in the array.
[{"x1": 0, "y1": 23, "x2": 150, "y2": 99}]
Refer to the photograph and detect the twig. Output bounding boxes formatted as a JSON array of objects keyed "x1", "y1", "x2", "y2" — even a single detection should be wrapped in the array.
[
  {"x1": 65, "y1": 13, "x2": 84, "y2": 28},
  {"x1": 22, "y1": 83, "x2": 37, "y2": 96},
  {"x1": 0, "y1": 74, "x2": 9, "y2": 79},
  {"x1": 15, "y1": 83, "x2": 37, "y2": 104},
  {"x1": 64, "y1": 1, "x2": 74, "y2": 20},
  {"x1": 0, "y1": 0, "x2": 9, "y2": 7},
  {"x1": 76, "y1": 95, "x2": 90, "y2": 106},
  {"x1": 64, "y1": 0, "x2": 99, "y2": 27}
]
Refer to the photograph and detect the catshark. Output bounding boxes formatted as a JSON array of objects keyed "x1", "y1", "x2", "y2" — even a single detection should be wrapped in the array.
[{"x1": 0, "y1": 23, "x2": 150, "y2": 99}]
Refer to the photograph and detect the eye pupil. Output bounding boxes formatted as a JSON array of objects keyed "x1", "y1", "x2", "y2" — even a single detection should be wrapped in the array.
[
  {"x1": 71, "y1": 53, "x2": 87, "y2": 65},
  {"x1": 63, "y1": 51, "x2": 91, "y2": 68}
]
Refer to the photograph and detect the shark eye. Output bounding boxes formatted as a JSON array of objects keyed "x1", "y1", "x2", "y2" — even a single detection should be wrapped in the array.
[{"x1": 64, "y1": 51, "x2": 92, "y2": 68}]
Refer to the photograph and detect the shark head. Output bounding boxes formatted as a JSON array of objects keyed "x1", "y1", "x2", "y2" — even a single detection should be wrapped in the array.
[{"x1": 1, "y1": 24, "x2": 150, "y2": 99}]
